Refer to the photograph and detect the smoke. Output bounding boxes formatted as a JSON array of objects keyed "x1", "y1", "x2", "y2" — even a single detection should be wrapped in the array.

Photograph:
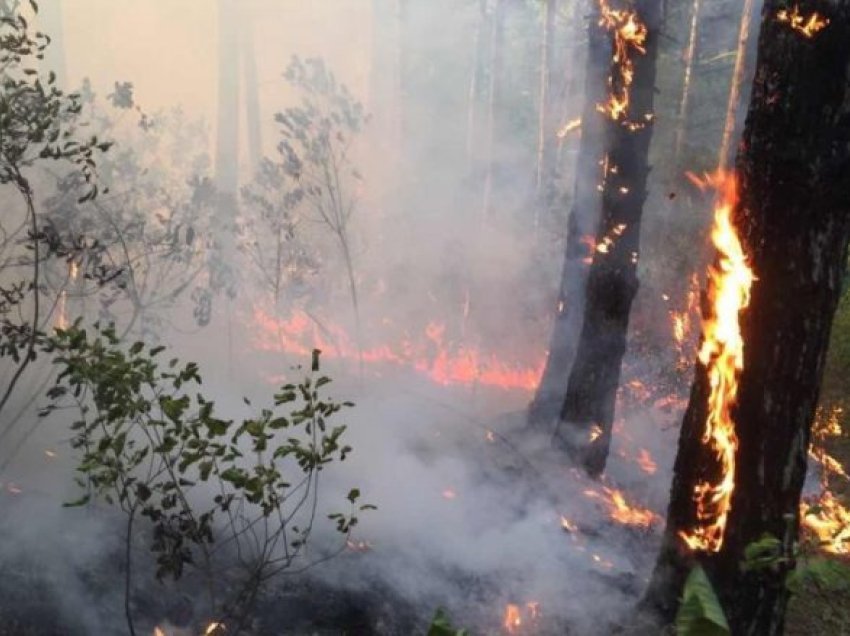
[{"x1": 0, "y1": 1, "x2": 726, "y2": 634}]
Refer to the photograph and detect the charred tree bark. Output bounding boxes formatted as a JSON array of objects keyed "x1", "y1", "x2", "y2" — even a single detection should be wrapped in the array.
[
  {"x1": 643, "y1": 3, "x2": 850, "y2": 633},
  {"x1": 527, "y1": 0, "x2": 610, "y2": 428},
  {"x1": 555, "y1": 0, "x2": 662, "y2": 477}
]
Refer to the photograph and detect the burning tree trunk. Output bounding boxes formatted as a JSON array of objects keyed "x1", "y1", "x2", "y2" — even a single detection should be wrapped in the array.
[
  {"x1": 553, "y1": 0, "x2": 662, "y2": 477},
  {"x1": 527, "y1": 0, "x2": 611, "y2": 428},
  {"x1": 643, "y1": 4, "x2": 850, "y2": 633}
]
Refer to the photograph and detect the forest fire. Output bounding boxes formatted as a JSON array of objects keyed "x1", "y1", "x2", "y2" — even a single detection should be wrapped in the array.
[
  {"x1": 583, "y1": 486, "x2": 660, "y2": 528},
  {"x1": 777, "y1": 6, "x2": 830, "y2": 38},
  {"x1": 596, "y1": 0, "x2": 648, "y2": 123},
  {"x1": 251, "y1": 307, "x2": 544, "y2": 392},
  {"x1": 556, "y1": 117, "x2": 582, "y2": 138},
  {"x1": 679, "y1": 171, "x2": 753, "y2": 553},
  {"x1": 801, "y1": 491, "x2": 850, "y2": 555},
  {"x1": 503, "y1": 602, "x2": 540, "y2": 634}
]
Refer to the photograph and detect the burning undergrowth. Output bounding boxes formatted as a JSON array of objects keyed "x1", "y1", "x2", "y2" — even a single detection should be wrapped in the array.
[{"x1": 0, "y1": 340, "x2": 686, "y2": 635}]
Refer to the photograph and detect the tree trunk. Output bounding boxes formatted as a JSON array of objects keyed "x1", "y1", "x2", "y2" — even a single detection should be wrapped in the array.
[
  {"x1": 556, "y1": 0, "x2": 663, "y2": 477},
  {"x1": 716, "y1": 0, "x2": 757, "y2": 172},
  {"x1": 242, "y1": 12, "x2": 263, "y2": 176},
  {"x1": 534, "y1": 0, "x2": 557, "y2": 225},
  {"x1": 466, "y1": 0, "x2": 488, "y2": 167},
  {"x1": 215, "y1": 0, "x2": 240, "y2": 201},
  {"x1": 672, "y1": 0, "x2": 701, "y2": 162},
  {"x1": 481, "y1": 0, "x2": 505, "y2": 220},
  {"x1": 527, "y1": 0, "x2": 610, "y2": 428},
  {"x1": 643, "y1": 4, "x2": 850, "y2": 633}
]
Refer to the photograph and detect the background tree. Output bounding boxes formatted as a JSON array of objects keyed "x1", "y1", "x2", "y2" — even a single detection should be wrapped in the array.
[
  {"x1": 556, "y1": 0, "x2": 663, "y2": 476},
  {"x1": 643, "y1": 4, "x2": 850, "y2": 634},
  {"x1": 527, "y1": 0, "x2": 610, "y2": 428}
]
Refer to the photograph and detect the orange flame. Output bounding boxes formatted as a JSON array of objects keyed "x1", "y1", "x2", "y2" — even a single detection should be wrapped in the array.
[
  {"x1": 583, "y1": 486, "x2": 660, "y2": 528},
  {"x1": 596, "y1": 0, "x2": 649, "y2": 124},
  {"x1": 777, "y1": 6, "x2": 830, "y2": 38},
  {"x1": 679, "y1": 171, "x2": 753, "y2": 553},
  {"x1": 251, "y1": 308, "x2": 544, "y2": 392},
  {"x1": 556, "y1": 117, "x2": 582, "y2": 138},
  {"x1": 503, "y1": 602, "x2": 541, "y2": 634},
  {"x1": 801, "y1": 491, "x2": 850, "y2": 555}
]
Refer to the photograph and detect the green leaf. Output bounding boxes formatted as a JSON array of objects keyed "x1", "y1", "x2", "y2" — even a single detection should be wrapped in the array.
[
  {"x1": 427, "y1": 608, "x2": 470, "y2": 636},
  {"x1": 675, "y1": 566, "x2": 730, "y2": 636}
]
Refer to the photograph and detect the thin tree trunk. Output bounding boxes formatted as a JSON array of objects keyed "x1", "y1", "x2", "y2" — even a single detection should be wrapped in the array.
[
  {"x1": 242, "y1": 12, "x2": 262, "y2": 176},
  {"x1": 672, "y1": 0, "x2": 701, "y2": 162},
  {"x1": 466, "y1": 1, "x2": 487, "y2": 167},
  {"x1": 369, "y1": 0, "x2": 404, "y2": 217},
  {"x1": 643, "y1": 5, "x2": 850, "y2": 633},
  {"x1": 481, "y1": 0, "x2": 505, "y2": 220},
  {"x1": 216, "y1": 0, "x2": 240, "y2": 201},
  {"x1": 535, "y1": 0, "x2": 557, "y2": 216},
  {"x1": 527, "y1": 0, "x2": 609, "y2": 428},
  {"x1": 716, "y1": 0, "x2": 757, "y2": 172},
  {"x1": 556, "y1": 0, "x2": 663, "y2": 476}
]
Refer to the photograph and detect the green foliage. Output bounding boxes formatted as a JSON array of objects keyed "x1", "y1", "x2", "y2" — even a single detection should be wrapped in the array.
[
  {"x1": 787, "y1": 557, "x2": 850, "y2": 595},
  {"x1": 41, "y1": 322, "x2": 371, "y2": 627},
  {"x1": 427, "y1": 608, "x2": 471, "y2": 636},
  {"x1": 741, "y1": 533, "x2": 788, "y2": 574},
  {"x1": 675, "y1": 566, "x2": 731, "y2": 636},
  {"x1": 239, "y1": 56, "x2": 367, "y2": 306}
]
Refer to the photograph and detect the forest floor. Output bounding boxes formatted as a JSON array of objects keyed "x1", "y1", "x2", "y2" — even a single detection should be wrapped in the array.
[{"x1": 786, "y1": 414, "x2": 850, "y2": 636}]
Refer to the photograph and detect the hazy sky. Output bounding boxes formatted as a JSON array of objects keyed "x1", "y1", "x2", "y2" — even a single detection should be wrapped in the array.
[{"x1": 60, "y1": 1, "x2": 372, "y2": 156}]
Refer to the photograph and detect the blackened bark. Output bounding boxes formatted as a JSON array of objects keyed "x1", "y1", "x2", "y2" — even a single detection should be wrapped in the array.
[
  {"x1": 643, "y1": 3, "x2": 850, "y2": 633},
  {"x1": 556, "y1": 0, "x2": 663, "y2": 477},
  {"x1": 528, "y1": 0, "x2": 609, "y2": 428}
]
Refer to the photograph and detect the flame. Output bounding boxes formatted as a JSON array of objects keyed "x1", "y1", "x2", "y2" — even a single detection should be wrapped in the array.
[
  {"x1": 556, "y1": 117, "x2": 582, "y2": 138},
  {"x1": 346, "y1": 539, "x2": 373, "y2": 552},
  {"x1": 801, "y1": 491, "x2": 850, "y2": 555},
  {"x1": 777, "y1": 6, "x2": 830, "y2": 38},
  {"x1": 596, "y1": 0, "x2": 649, "y2": 124},
  {"x1": 671, "y1": 272, "x2": 700, "y2": 368},
  {"x1": 55, "y1": 260, "x2": 80, "y2": 331},
  {"x1": 679, "y1": 171, "x2": 753, "y2": 553},
  {"x1": 560, "y1": 515, "x2": 578, "y2": 533},
  {"x1": 251, "y1": 308, "x2": 544, "y2": 392},
  {"x1": 441, "y1": 488, "x2": 457, "y2": 500},
  {"x1": 153, "y1": 629, "x2": 166, "y2": 636},
  {"x1": 204, "y1": 623, "x2": 225, "y2": 636},
  {"x1": 637, "y1": 448, "x2": 657, "y2": 475},
  {"x1": 503, "y1": 602, "x2": 541, "y2": 634},
  {"x1": 589, "y1": 424, "x2": 603, "y2": 442},
  {"x1": 595, "y1": 223, "x2": 627, "y2": 255},
  {"x1": 583, "y1": 486, "x2": 660, "y2": 528}
]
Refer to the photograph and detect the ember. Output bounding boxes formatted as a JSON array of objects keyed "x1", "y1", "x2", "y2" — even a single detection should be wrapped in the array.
[{"x1": 777, "y1": 5, "x2": 830, "y2": 38}]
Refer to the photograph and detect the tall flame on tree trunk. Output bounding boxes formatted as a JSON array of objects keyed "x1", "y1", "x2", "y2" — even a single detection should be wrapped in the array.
[{"x1": 679, "y1": 171, "x2": 753, "y2": 553}]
